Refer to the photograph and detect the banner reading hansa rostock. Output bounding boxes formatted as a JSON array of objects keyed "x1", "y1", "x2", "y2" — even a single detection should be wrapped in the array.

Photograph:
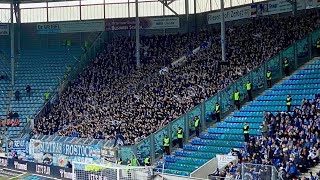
[
  {"x1": 105, "y1": 16, "x2": 180, "y2": 30},
  {"x1": 37, "y1": 20, "x2": 105, "y2": 34},
  {"x1": 30, "y1": 139, "x2": 101, "y2": 158}
]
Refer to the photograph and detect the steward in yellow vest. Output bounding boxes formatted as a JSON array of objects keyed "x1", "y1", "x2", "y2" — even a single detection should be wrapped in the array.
[
  {"x1": 284, "y1": 58, "x2": 290, "y2": 76},
  {"x1": 177, "y1": 127, "x2": 183, "y2": 149},
  {"x1": 194, "y1": 116, "x2": 200, "y2": 137},
  {"x1": 163, "y1": 135, "x2": 170, "y2": 155},
  {"x1": 266, "y1": 70, "x2": 272, "y2": 88},
  {"x1": 234, "y1": 89, "x2": 240, "y2": 110},
  {"x1": 215, "y1": 103, "x2": 220, "y2": 122},
  {"x1": 286, "y1": 94, "x2": 292, "y2": 112},
  {"x1": 144, "y1": 156, "x2": 151, "y2": 166},
  {"x1": 246, "y1": 80, "x2": 253, "y2": 101}
]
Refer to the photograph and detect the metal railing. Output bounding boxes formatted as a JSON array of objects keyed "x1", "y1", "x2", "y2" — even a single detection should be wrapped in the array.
[{"x1": 241, "y1": 163, "x2": 284, "y2": 180}]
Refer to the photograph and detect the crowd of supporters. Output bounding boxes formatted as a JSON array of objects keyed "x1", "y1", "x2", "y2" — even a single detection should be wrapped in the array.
[
  {"x1": 209, "y1": 96, "x2": 320, "y2": 180},
  {"x1": 34, "y1": 11, "x2": 320, "y2": 146}
]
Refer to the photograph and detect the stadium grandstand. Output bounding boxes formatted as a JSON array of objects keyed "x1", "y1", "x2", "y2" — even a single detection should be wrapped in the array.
[{"x1": 0, "y1": 0, "x2": 320, "y2": 179}]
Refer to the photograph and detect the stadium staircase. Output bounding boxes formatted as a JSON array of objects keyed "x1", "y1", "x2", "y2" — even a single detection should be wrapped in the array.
[
  {"x1": 3, "y1": 48, "x2": 81, "y2": 136},
  {"x1": 157, "y1": 58, "x2": 320, "y2": 176}
]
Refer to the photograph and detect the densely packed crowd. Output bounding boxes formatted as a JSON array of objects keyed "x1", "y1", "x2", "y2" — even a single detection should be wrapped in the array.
[
  {"x1": 209, "y1": 96, "x2": 320, "y2": 180},
  {"x1": 34, "y1": 11, "x2": 320, "y2": 145}
]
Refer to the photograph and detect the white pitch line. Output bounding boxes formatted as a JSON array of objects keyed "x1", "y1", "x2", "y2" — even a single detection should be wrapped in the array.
[
  {"x1": 9, "y1": 172, "x2": 27, "y2": 180},
  {"x1": 1, "y1": 168, "x2": 60, "y2": 180}
]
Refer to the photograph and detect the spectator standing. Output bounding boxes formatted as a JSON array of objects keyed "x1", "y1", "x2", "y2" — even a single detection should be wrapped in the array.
[
  {"x1": 163, "y1": 135, "x2": 170, "y2": 155},
  {"x1": 283, "y1": 57, "x2": 290, "y2": 76},
  {"x1": 234, "y1": 89, "x2": 240, "y2": 110},
  {"x1": 66, "y1": 161, "x2": 72, "y2": 169},
  {"x1": 113, "y1": 127, "x2": 125, "y2": 147},
  {"x1": 243, "y1": 122, "x2": 249, "y2": 143},
  {"x1": 246, "y1": 80, "x2": 253, "y2": 101},
  {"x1": 26, "y1": 85, "x2": 31, "y2": 97},
  {"x1": 15, "y1": 90, "x2": 20, "y2": 101},
  {"x1": 177, "y1": 127, "x2": 184, "y2": 148},
  {"x1": 286, "y1": 94, "x2": 292, "y2": 112},
  {"x1": 215, "y1": 102, "x2": 221, "y2": 122},
  {"x1": 194, "y1": 116, "x2": 200, "y2": 137},
  {"x1": 266, "y1": 70, "x2": 272, "y2": 88}
]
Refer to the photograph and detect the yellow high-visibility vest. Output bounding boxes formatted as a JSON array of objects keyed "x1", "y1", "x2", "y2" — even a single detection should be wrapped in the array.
[
  {"x1": 234, "y1": 92, "x2": 240, "y2": 101},
  {"x1": 194, "y1": 118, "x2": 200, "y2": 128},
  {"x1": 163, "y1": 137, "x2": 170, "y2": 146},
  {"x1": 243, "y1": 125, "x2": 249, "y2": 134},
  {"x1": 177, "y1": 129, "x2": 183, "y2": 139},
  {"x1": 266, "y1": 71, "x2": 272, "y2": 80},
  {"x1": 144, "y1": 157, "x2": 150, "y2": 165},
  {"x1": 215, "y1": 105, "x2": 220, "y2": 112},
  {"x1": 246, "y1": 83, "x2": 252, "y2": 91},
  {"x1": 286, "y1": 97, "x2": 292, "y2": 105}
]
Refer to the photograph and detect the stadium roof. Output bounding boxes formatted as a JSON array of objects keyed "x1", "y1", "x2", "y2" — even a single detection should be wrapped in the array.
[{"x1": 0, "y1": 0, "x2": 73, "y2": 3}]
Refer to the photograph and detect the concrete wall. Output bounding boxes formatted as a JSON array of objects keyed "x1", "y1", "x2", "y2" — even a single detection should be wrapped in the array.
[{"x1": 190, "y1": 158, "x2": 218, "y2": 179}]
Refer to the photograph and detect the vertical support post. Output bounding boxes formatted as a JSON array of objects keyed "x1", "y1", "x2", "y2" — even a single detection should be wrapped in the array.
[
  {"x1": 279, "y1": 53, "x2": 283, "y2": 78},
  {"x1": 271, "y1": 166, "x2": 275, "y2": 180},
  {"x1": 210, "y1": 0, "x2": 212, "y2": 11},
  {"x1": 184, "y1": 115, "x2": 189, "y2": 143},
  {"x1": 128, "y1": 0, "x2": 131, "y2": 37},
  {"x1": 194, "y1": 0, "x2": 197, "y2": 32},
  {"x1": 79, "y1": 0, "x2": 82, "y2": 20},
  {"x1": 10, "y1": 0, "x2": 15, "y2": 86},
  {"x1": 263, "y1": 62, "x2": 267, "y2": 90},
  {"x1": 135, "y1": 0, "x2": 140, "y2": 68},
  {"x1": 218, "y1": 91, "x2": 222, "y2": 116},
  {"x1": 16, "y1": 2, "x2": 21, "y2": 55},
  {"x1": 294, "y1": 43, "x2": 298, "y2": 69},
  {"x1": 221, "y1": 0, "x2": 226, "y2": 62},
  {"x1": 230, "y1": 0, "x2": 232, "y2": 7},
  {"x1": 292, "y1": 0, "x2": 297, "y2": 16},
  {"x1": 163, "y1": 0, "x2": 166, "y2": 35},
  {"x1": 117, "y1": 169, "x2": 120, "y2": 180},
  {"x1": 308, "y1": 34, "x2": 312, "y2": 59},
  {"x1": 200, "y1": 104, "x2": 205, "y2": 131},
  {"x1": 150, "y1": 136, "x2": 155, "y2": 165},
  {"x1": 46, "y1": 1, "x2": 49, "y2": 22},
  {"x1": 241, "y1": 163, "x2": 244, "y2": 180},
  {"x1": 103, "y1": 0, "x2": 106, "y2": 19},
  {"x1": 168, "y1": 123, "x2": 172, "y2": 152},
  {"x1": 185, "y1": 0, "x2": 189, "y2": 32}
]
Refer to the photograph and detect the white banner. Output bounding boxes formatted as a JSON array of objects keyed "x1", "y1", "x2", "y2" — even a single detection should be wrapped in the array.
[
  {"x1": 216, "y1": 154, "x2": 237, "y2": 169},
  {"x1": 208, "y1": 0, "x2": 319, "y2": 24},
  {"x1": 305, "y1": 0, "x2": 320, "y2": 8},
  {"x1": 0, "y1": 24, "x2": 9, "y2": 36},
  {"x1": 147, "y1": 17, "x2": 180, "y2": 29},
  {"x1": 207, "y1": 6, "x2": 251, "y2": 25},
  {"x1": 37, "y1": 20, "x2": 105, "y2": 34}
]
